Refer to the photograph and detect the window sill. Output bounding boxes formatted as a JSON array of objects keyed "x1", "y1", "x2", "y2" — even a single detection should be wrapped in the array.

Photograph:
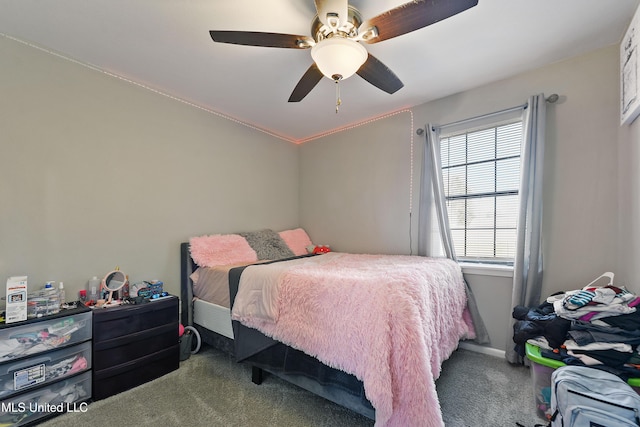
[{"x1": 459, "y1": 262, "x2": 514, "y2": 278}]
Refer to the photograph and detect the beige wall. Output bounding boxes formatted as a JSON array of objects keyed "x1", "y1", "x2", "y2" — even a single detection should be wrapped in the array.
[
  {"x1": 300, "y1": 45, "x2": 623, "y2": 350},
  {"x1": 299, "y1": 111, "x2": 417, "y2": 255},
  {"x1": 0, "y1": 36, "x2": 299, "y2": 299}
]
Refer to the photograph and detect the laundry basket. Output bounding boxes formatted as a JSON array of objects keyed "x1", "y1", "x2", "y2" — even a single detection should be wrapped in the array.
[{"x1": 525, "y1": 342, "x2": 640, "y2": 420}]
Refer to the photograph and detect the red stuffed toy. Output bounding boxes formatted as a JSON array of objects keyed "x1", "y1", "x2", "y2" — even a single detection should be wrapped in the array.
[{"x1": 312, "y1": 245, "x2": 331, "y2": 254}]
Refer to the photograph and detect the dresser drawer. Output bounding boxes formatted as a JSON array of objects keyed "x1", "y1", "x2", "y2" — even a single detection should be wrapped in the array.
[
  {"x1": 92, "y1": 297, "x2": 178, "y2": 342},
  {"x1": 0, "y1": 311, "x2": 92, "y2": 363},
  {"x1": 92, "y1": 345, "x2": 178, "y2": 400},
  {"x1": 0, "y1": 341, "x2": 91, "y2": 399},
  {"x1": 92, "y1": 324, "x2": 176, "y2": 371},
  {"x1": 0, "y1": 370, "x2": 91, "y2": 426}
]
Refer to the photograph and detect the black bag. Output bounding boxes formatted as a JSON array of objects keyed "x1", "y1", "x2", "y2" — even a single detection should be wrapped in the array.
[{"x1": 179, "y1": 331, "x2": 193, "y2": 361}]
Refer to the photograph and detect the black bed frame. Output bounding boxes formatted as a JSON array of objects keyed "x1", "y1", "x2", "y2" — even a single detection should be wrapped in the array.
[{"x1": 179, "y1": 242, "x2": 375, "y2": 420}]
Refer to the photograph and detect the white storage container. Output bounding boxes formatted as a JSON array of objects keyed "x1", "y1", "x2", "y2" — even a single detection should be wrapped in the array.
[
  {"x1": 0, "y1": 311, "x2": 92, "y2": 363},
  {"x1": 0, "y1": 341, "x2": 92, "y2": 399},
  {"x1": 0, "y1": 371, "x2": 91, "y2": 426}
]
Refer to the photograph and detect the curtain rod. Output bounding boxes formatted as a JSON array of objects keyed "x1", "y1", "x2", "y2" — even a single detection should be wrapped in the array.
[{"x1": 419, "y1": 93, "x2": 559, "y2": 135}]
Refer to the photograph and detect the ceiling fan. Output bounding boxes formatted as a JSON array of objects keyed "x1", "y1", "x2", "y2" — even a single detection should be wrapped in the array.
[{"x1": 209, "y1": 0, "x2": 478, "y2": 104}]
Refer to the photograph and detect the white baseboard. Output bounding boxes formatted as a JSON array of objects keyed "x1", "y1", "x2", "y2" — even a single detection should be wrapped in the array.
[{"x1": 458, "y1": 341, "x2": 505, "y2": 358}]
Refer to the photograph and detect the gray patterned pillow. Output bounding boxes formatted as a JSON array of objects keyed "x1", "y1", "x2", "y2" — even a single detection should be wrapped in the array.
[{"x1": 240, "y1": 229, "x2": 295, "y2": 260}]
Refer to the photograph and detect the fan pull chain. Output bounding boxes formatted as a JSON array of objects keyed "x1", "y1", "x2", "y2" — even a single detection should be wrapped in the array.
[{"x1": 335, "y1": 79, "x2": 342, "y2": 114}]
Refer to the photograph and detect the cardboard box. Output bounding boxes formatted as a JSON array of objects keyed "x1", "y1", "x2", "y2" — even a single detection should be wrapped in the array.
[{"x1": 6, "y1": 276, "x2": 28, "y2": 323}]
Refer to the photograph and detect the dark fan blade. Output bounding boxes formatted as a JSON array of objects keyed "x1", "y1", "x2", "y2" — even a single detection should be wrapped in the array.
[
  {"x1": 210, "y1": 31, "x2": 313, "y2": 49},
  {"x1": 360, "y1": 0, "x2": 478, "y2": 44},
  {"x1": 288, "y1": 63, "x2": 324, "y2": 102},
  {"x1": 356, "y1": 54, "x2": 403, "y2": 94}
]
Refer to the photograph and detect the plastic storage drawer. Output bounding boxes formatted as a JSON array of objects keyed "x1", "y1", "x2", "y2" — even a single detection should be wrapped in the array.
[
  {"x1": 0, "y1": 341, "x2": 92, "y2": 399},
  {"x1": 0, "y1": 311, "x2": 92, "y2": 363},
  {"x1": 525, "y1": 342, "x2": 640, "y2": 420},
  {"x1": 0, "y1": 370, "x2": 91, "y2": 426}
]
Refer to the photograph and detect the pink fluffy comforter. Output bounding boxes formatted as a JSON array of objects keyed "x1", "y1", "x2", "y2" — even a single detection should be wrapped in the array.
[{"x1": 232, "y1": 252, "x2": 475, "y2": 426}]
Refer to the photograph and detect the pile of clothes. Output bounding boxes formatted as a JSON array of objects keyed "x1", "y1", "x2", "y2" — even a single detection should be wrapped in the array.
[{"x1": 513, "y1": 272, "x2": 640, "y2": 379}]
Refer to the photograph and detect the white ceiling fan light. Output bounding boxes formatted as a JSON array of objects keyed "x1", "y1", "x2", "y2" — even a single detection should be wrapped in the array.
[{"x1": 310, "y1": 37, "x2": 367, "y2": 80}]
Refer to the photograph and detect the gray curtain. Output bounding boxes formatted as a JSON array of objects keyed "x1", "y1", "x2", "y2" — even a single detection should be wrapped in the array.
[
  {"x1": 505, "y1": 94, "x2": 547, "y2": 364},
  {"x1": 418, "y1": 124, "x2": 490, "y2": 345}
]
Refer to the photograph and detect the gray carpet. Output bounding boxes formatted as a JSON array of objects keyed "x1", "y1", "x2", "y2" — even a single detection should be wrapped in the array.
[{"x1": 39, "y1": 345, "x2": 542, "y2": 427}]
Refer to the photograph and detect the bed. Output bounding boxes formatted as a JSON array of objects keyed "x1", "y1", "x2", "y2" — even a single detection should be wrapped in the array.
[{"x1": 180, "y1": 229, "x2": 475, "y2": 427}]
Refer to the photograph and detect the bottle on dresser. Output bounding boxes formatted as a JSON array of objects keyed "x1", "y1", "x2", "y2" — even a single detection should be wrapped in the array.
[
  {"x1": 43, "y1": 281, "x2": 59, "y2": 314},
  {"x1": 58, "y1": 282, "x2": 66, "y2": 307},
  {"x1": 88, "y1": 276, "x2": 100, "y2": 302}
]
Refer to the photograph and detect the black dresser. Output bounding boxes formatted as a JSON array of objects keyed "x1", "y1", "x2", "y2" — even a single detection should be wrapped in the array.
[{"x1": 92, "y1": 296, "x2": 179, "y2": 400}]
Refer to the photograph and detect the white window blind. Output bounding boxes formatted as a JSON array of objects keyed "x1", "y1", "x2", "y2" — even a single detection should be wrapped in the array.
[{"x1": 439, "y1": 114, "x2": 523, "y2": 264}]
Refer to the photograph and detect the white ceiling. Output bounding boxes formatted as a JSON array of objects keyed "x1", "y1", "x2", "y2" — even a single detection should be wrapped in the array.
[{"x1": 0, "y1": 0, "x2": 638, "y2": 143}]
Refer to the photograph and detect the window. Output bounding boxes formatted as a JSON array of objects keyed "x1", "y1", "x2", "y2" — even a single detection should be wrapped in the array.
[{"x1": 439, "y1": 112, "x2": 523, "y2": 264}]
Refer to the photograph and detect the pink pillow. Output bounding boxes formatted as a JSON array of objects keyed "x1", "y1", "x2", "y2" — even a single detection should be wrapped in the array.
[
  {"x1": 189, "y1": 234, "x2": 258, "y2": 267},
  {"x1": 278, "y1": 228, "x2": 313, "y2": 256}
]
